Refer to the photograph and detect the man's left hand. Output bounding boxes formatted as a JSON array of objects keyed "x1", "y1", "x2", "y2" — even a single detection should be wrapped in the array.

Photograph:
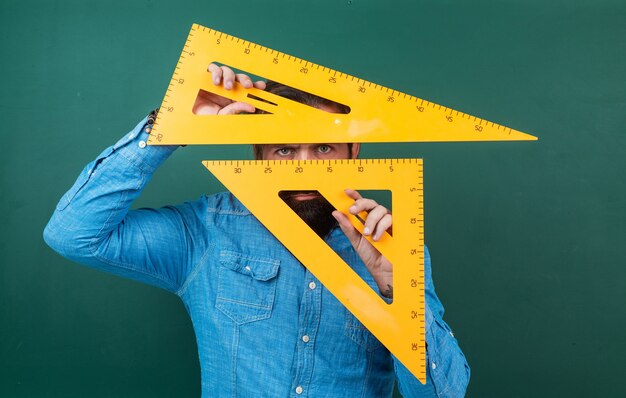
[{"x1": 332, "y1": 189, "x2": 394, "y2": 298}]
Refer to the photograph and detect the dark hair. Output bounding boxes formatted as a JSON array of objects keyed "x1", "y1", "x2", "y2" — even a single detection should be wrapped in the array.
[{"x1": 253, "y1": 81, "x2": 352, "y2": 159}]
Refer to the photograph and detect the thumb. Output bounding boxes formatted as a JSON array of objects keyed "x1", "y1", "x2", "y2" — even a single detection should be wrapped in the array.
[
  {"x1": 332, "y1": 210, "x2": 362, "y2": 247},
  {"x1": 218, "y1": 101, "x2": 255, "y2": 115}
]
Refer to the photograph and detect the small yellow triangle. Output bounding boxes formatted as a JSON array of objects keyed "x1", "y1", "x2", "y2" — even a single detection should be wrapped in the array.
[{"x1": 204, "y1": 158, "x2": 427, "y2": 383}]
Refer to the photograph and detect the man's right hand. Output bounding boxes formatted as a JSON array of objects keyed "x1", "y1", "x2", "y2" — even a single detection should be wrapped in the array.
[{"x1": 192, "y1": 64, "x2": 266, "y2": 115}]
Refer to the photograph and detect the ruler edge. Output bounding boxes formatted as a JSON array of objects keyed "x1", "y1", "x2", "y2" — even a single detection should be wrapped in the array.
[{"x1": 148, "y1": 23, "x2": 538, "y2": 145}]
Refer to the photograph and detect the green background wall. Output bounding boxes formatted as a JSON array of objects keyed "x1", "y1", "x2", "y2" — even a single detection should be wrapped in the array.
[{"x1": 1, "y1": 0, "x2": 624, "y2": 396}]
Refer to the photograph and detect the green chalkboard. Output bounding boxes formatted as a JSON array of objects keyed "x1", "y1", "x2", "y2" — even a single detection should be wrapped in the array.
[{"x1": 1, "y1": 0, "x2": 625, "y2": 397}]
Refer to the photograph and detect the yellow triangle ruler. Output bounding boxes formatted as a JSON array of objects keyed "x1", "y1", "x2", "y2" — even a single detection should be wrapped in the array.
[
  {"x1": 149, "y1": 23, "x2": 537, "y2": 145},
  {"x1": 204, "y1": 158, "x2": 427, "y2": 383}
]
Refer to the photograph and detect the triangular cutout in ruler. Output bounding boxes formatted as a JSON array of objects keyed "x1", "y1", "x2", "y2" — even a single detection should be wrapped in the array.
[
  {"x1": 203, "y1": 158, "x2": 427, "y2": 383},
  {"x1": 149, "y1": 23, "x2": 537, "y2": 145}
]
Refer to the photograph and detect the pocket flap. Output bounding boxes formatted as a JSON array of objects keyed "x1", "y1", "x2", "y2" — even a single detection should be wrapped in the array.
[{"x1": 219, "y1": 251, "x2": 280, "y2": 281}]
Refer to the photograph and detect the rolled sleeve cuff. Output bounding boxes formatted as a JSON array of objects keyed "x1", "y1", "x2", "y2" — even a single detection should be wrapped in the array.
[{"x1": 115, "y1": 115, "x2": 178, "y2": 174}]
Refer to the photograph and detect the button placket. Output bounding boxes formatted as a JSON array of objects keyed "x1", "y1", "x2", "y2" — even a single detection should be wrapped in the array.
[{"x1": 290, "y1": 273, "x2": 321, "y2": 397}]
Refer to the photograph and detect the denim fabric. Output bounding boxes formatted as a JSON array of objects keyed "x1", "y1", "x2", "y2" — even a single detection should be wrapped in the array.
[{"x1": 44, "y1": 117, "x2": 470, "y2": 397}]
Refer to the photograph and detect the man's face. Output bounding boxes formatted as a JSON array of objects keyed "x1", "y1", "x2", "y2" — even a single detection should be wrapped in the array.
[
  {"x1": 257, "y1": 102, "x2": 360, "y2": 238},
  {"x1": 261, "y1": 143, "x2": 357, "y2": 160},
  {"x1": 261, "y1": 142, "x2": 360, "y2": 238}
]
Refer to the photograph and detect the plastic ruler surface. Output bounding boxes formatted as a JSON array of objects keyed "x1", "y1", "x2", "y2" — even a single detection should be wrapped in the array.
[
  {"x1": 149, "y1": 23, "x2": 537, "y2": 145},
  {"x1": 204, "y1": 158, "x2": 427, "y2": 383}
]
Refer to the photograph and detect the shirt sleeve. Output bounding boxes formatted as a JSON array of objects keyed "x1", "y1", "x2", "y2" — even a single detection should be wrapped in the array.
[
  {"x1": 393, "y1": 246, "x2": 471, "y2": 397},
  {"x1": 43, "y1": 115, "x2": 207, "y2": 294}
]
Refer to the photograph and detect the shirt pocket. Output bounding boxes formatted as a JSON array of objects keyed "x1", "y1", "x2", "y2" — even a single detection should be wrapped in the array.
[
  {"x1": 216, "y1": 251, "x2": 280, "y2": 325},
  {"x1": 344, "y1": 309, "x2": 385, "y2": 352}
]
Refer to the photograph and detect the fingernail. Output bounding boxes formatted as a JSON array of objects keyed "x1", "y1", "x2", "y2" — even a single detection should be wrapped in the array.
[
  {"x1": 225, "y1": 81, "x2": 232, "y2": 89},
  {"x1": 350, "y1": 205, "x2": 357, "y2": 213},
  {"x1": 363, "y1": 227, "x2": 371, "y2": 235},
  {"x1": 213, "y1": 77, "x2": 220, "y2": 84}
]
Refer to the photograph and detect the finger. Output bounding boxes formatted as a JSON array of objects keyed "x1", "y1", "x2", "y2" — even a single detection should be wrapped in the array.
[
  {"x1": 208, "y1": 63, "x2": 222, "y2": 85},
  {"x1": 221, "y1": 66, "x2": 236, "y2": 89},
  {"x1": 332, "y1": 211, "x2": 362, "y2": 246},
  {"x1": 218, "y1": 101, "x2": 255, "y2": 115},
  {"x1": 344, "y1": 189, "x2": 362, "y2": 201},
  {"x1": 195, "y1": 89, "x2": 233, "y2": 109},
  {"x1": 342, "y1": 189, "x2": 370, "y2": 224},
  {"x1": 362, "y1": 205, "x2": 390, "y2": 237},
  {"x1": 193, "y1": 101, "x2": 217, "y2": 115},
  {"x1": 349, "y1": 198, "x2": 380, "y2": 216},
  {"x1": 235, "y1": 73, "x2": 253, "y2": 89},
  {"x1": 253, "y1": 80, "x2": 267, "y2": 90},
  {"x1": 371, "y1": 213, "x2": 392, "y2": 241}
]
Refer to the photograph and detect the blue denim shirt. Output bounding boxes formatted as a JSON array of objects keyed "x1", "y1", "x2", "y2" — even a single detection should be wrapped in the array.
[{"x1": 44, "y1": 117, "x2": 470, "y2": 397}]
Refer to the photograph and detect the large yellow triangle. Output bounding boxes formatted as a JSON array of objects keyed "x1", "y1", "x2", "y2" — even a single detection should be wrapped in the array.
[
  {"x1": 148, "y1": 24, "x2": 537, "y2": 145},
  {"x1": 204, "y1": 158, "x2": 427, "y2": 383}
]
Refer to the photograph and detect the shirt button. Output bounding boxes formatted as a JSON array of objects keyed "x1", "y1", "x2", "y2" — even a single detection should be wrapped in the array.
[
  {"x1": 309, "y1": 281, "x2": 316, "y2": 290},
  {"x1": 302, "y1": 335, "x2": 310, "y2": 343},
  {"x1": 144, "y1": 127, "x2": 151, "y2": 133},
  {"x1": 432, "y1": 362, "x2": 437, "y2": 370},
  {"x1": 295, "y1": 386, "x2": 303, "y2": 394},
  {"x1": 245, "y1": 266, "x2": 251, "y2": 272},
  {"x1": 138, "y1": 140, "x2": 147, "y2": 148}
]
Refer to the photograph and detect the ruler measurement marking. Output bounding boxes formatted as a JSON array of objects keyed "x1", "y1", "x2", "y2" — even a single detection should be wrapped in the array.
[{"x1": 152, "y1": 23, "x2": 535, "y2": 146}]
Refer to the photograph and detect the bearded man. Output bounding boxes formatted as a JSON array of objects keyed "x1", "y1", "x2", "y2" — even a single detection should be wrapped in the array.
[{"x1": 44, "y1": 64, "x2": 470, "y2": 397}]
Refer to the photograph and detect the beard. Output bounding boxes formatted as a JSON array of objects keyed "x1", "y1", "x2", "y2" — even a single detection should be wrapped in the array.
[{"x1": 279, "y1": 191, "x2": 337, "y2": 238}]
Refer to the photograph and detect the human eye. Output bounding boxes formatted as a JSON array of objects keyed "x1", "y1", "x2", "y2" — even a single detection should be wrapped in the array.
[
  {"x1": 317, "y1": 144, "x2": 332, "y2": 154},
  {"x1": 276, "y1": 147, "x2": 293, "y2": 156}
]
